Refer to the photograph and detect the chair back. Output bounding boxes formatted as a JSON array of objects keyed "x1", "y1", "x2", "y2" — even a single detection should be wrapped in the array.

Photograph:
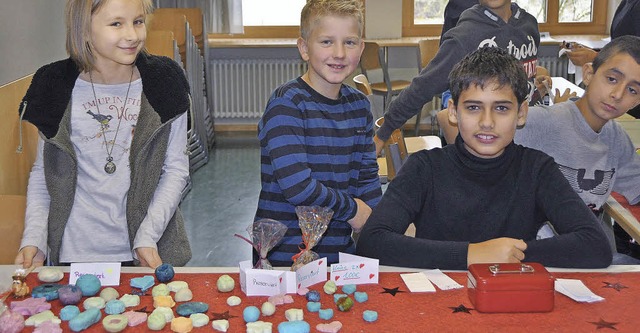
[
  {"x1": 418, "y1": 38, "x2": 440, "y2": 71},
  {"x1": 353, "y1": 74, "x2": 373, "y2": 96},
  {"x1": 147, "y1": 12, "x2": 187, "y2": 65},
  {"x1": 145, "y1": 30, "x2": 176, "y2": 58},
  {"x1": 154, "y1": 8, "x2": 205, "y2": 56},
  {"x1": 375, "y1": 117, "x2": 409, "y2": 181}
]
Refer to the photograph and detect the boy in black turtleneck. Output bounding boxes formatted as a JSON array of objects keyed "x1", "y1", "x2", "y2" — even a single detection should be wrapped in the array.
[{"x1": 356, "y1": 47, "x2": 612, "y2": 270}]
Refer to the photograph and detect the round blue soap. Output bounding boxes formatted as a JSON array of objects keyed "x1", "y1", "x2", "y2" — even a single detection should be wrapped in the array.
[
  {"x1": 306, "y1": 301, "x2": 321, "y2": 312},
  {"x1": 155, "y1": 263, "x2": 175, "y2": 283},
  {"x1": 354, "y1": 291, "x2": 368, "y2": 303},
  {"x1": 32, "y1": 283, "x2": 64, "y2": 301},
  {"x1": 243, "y1": 306, "x2": 260, "y2": 323},
  {"x1": 60, "y1": 305, "x2": 80, "y2": 321},
  {"x1": 363, "y1": 310, "x2": 378, "y2": 322},
  {"x1": 105, "y1": 299, "x2": 126, "y2": 315},
  {"x1": 341, "y1": 284, "x2": 357, "y2": 295},
  {"x1": 176, "y1": 302, "x2": 209, "y2": 316},
  {"x1": 76, "y1": 274, "x2": 101, "y2": 296}
]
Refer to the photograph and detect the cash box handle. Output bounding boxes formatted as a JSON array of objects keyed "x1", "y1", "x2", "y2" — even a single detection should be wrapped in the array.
[{"x1": 489, "y1": 264, "x2": 535, "y2": 275}]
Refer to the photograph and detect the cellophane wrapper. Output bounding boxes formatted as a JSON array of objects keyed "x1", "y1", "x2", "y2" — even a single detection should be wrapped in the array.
[
  {"x1": 238, "y1": 219, "x2": 288, "y2": 270},
  {"x1": 291, "y1": 206, "x2": 334, "y2": 271}
]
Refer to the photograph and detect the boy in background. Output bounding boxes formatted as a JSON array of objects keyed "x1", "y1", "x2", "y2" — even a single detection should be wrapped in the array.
[
  {"x1": 357, "y1": 47, "x2": 611, "y2": 270},
  {"x1": 375, "y1": 0, "x2": 545, "y2": 154},
  {"x1": 255, "y1": 0, "x2": 381, "y2": 267},
  {"x1": 440, "y1": 36, "x2": 640, "y2": 263}
]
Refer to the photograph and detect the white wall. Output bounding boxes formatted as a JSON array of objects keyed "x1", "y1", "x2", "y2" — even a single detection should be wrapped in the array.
[{"x1": 0, "y1": 0, "x2": 67, "y2": 86}]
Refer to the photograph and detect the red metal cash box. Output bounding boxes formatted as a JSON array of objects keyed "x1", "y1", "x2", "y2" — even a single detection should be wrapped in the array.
[{"x1": 467, "y1": 263, "x2": 555, "y2": 313}]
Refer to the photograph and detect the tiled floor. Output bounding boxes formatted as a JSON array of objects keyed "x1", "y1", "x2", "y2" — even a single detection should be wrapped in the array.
[{"x1": 180, "y1": 133, "x2": 260, "y2": 267}]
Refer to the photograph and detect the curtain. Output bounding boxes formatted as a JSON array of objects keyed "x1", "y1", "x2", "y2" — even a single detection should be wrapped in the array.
[{"x1": 154, "y1": 0, "x2": 244, "y2": 34}]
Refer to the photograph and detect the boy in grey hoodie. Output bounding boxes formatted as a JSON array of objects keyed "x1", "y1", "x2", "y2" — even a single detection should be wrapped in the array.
[{"x1": 375, "y1": 0, "x2": 542, "y2": 153}]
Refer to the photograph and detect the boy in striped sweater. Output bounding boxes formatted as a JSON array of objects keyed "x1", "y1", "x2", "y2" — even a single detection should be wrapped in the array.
[{"x1": 255, "y1": 0, "x2": 382, "y2": 267}]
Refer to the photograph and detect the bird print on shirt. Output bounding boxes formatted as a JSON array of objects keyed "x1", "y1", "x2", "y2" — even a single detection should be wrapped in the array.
[
  {"x1": 558, "y1": 165, "x2": 615, "y2": 195},
  {"x1": 86, "y1": 110, "x2": 113, "y2": 129}
]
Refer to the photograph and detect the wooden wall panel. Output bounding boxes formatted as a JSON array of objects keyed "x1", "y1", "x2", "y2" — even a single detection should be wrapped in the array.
[{"x1": 0, "y1": 75, "x2": 38, "y2": 195}]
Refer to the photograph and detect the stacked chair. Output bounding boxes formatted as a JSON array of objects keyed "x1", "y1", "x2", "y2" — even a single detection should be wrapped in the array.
[{"x1": 147, "y1": 8, "x2": 213, "y2": 174}]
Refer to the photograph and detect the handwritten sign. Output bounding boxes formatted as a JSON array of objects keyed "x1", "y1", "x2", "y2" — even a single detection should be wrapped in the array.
[
  {"x1": 239, "y1": 260, "x2": 296, "y2": 296},
  {"x1": 295, "y1": 258, "x2": 327, "y2": 290},
  {"x1": 69, "y1": 263, "x2": 121, "y2": 286},
  {"x1": 329, "y1": 253, "x2": 379, "y2": 286}
]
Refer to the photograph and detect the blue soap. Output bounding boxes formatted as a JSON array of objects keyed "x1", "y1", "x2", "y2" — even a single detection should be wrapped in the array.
[
  {"x1": 363, "y1": 310, "x2": 378, "y2": 322},
  {"x1": 32, "y1": 283, "x2": 64, "y2": 301},
  {"x1": 76, "y1": 274, "x2": 101, "y2": 297},
  {"x1": 105, "y1": 299, "x2": 126, "y2": 315},
  {"x1": 318, "y1": 308, "x2": 333, "y2": 320},
  {"x1": 305, "y1": 290, "x2": 321, "y2": 302},
  {"x1": 243, "y1": 305, "x2": 260, "y2": 323},
  {"x1": 176, "y1": 302, "x2": 209, "y2": 316},
  {"x1": 130, "y1": 275, "x2": 155, "y2": 292},
  {"x1": 306, "y1": 301, "x2": 321, "y2": 312},
  {"x1": 333, "y1": 293, "x2": 346, "y2": 304},
  {"x1": 354, "y1": 291, "x2": 368, "y2": 303},
  {"x1": 277, "y1": 320, "x2": 310, "y2": 333},
  {"x1": 60, "y1": 305, "x2": 80, "y2": 321},
  {"x1": 341, "y1": 284, "x2": 356, "y2": 295},
  {"x1": 155, "y1": 263, "x2": 175, "y2": 283},
  {"x1": 69, "y1": 308, "x2": 102, "y2": 332}
]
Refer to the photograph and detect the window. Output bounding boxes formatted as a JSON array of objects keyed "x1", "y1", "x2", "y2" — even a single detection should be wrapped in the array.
[
  {"x1": 239, "y1": 0, "x2": 306, "y2": 38},
  {"x1": 403, "y1": 0, "x2": 608, "y2": 37}
]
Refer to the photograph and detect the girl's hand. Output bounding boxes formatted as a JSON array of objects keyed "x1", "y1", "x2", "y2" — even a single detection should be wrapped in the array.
[
  {"x1": 15, "y1": 246, "x2": 45, "y2": 268},
  {"x1": 135, "y1": 247, "x2": 163, "y2": 269}
]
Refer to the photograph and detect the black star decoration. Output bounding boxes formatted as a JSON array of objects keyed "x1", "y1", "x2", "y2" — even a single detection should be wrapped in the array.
[
  {"x1": 588, "y1": 318, "x2": 618, "y2": 330},
  {"x1": 603, "y1": 282, "x2": 628, "y2": 292},
  {"x1": 134, "y1": 306, "x2": 151, "y2": 314},
  {"x1": 210, "y1": 310, "x2": 237, "y2": 320},
  {"x1": 381, "y1": 287, "x2": 405, "y2": 296},
  {"x1": 449, "y1": 304, "x2": 474, "y2": 314}
]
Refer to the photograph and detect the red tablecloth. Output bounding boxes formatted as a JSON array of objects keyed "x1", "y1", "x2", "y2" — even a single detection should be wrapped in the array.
[
  {"x1": 612, "y1": 192, "x2": 640, "y2": 220},
  {"x1": 6, "y1": 270, "x2": 640, "y2": 332}
]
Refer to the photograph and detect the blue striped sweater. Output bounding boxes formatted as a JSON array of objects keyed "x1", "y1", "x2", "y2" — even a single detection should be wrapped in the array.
[{"x1": 256, "y1": 77, "x2": 382, "y2": 267}]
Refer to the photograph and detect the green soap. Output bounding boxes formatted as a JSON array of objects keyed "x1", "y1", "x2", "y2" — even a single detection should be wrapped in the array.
[
  {"x1": 147, "y1": 312, "x2": 166, "y2": 330},
  {"x1": 336, "y1": 296, "x2": 354, "y2": 312}
]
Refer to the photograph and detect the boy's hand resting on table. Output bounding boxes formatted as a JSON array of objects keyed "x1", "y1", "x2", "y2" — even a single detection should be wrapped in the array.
[
  {"x1": 347, "y1": 198, "x2": 372, "y2": 233},
  {"x1": 135, "y1": 247, "x2": 163, "y2": 269},
  {"x1": 374, "y1": 135, "x2": 384, "y2": 157},
  {"x1": 15, "y1": 246, "x2": 46, "y2": 268},
  {"x1": 467, "y1": 238, "x2": 527, "y2": 266},
  {"x1": 554, "y1": 88, "x2": 578, "y2": 103}
]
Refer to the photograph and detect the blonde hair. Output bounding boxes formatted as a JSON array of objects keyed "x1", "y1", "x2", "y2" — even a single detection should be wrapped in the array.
[
  {"x1": 65, "y1": 0, "x2": 153, "y2": 72},
  {"x1": 300, "y1": 0, "x2": 364, "y2": 40}
]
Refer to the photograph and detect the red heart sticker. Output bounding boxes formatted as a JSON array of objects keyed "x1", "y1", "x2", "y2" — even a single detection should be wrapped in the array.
[
  {"x1": 319, "y1": 260, "x2": 323, "y2": 265},
  {"x1": 369, "y1": 273, "x2": 375, "y2": 279},
  {"x1": 334, "y1": 276, "x2": 340, "y2": 281},
  {"x1": 359, "y1": 263, "x2": 365, "y2": 269},
  {"x1": 279, "y1": 277, "x2": 283, "y2": 283},
  {"x1": 298, "y1": 283, "x2": 301, "y2": 289}
]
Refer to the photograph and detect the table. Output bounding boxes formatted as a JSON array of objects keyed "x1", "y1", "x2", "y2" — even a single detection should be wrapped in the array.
[
  {"x1": 615, "y1": 117, "x2": 640, "y2": 148},
  {"x1": 605, "y1": 193, "x2": 640, "y2": 244},
  {"x1": 2, "y1": 265, "x2": 640, "y2": 332}
]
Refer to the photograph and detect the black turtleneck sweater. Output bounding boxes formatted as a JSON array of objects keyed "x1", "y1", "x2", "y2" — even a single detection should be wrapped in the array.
[{"x1": 356, "y1": 136, "x2": 612, "y2": 270}]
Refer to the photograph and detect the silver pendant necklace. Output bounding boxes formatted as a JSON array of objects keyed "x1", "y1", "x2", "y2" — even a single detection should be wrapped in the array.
[{"x1": 89, "y1": 67, "x2": 134, "y2": 174}]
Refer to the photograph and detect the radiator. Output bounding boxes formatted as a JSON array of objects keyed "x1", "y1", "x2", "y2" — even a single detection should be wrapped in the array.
[
  {"x1": 211, "y1": 58, "x2": 307, "y2": 118},
  {"x1": 538, "y1": 55, "x2": 569, "y2": 78}
]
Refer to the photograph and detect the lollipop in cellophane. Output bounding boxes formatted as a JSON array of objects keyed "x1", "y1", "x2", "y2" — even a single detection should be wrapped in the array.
[
  {"x1": 235, "y1": 219, "x2": 287, "y2": 270},
  {"x1": 291, "y1": 206, "x2": 334, "y2": 271}
]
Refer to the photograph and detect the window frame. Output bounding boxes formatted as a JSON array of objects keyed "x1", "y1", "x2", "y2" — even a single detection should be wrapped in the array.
[{"x1": 401, "y1": 0, "x2": 608, "y2": 37}]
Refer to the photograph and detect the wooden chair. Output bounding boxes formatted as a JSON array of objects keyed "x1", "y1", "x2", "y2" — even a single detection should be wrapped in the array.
[
  {"x1": 145, "y1": 30, "x2": 176, "y2": 58},
  {"x1": 147, "y1": 12, "x2": 187, "y2": 67},
  {"x1": 153, "y1": 8, "x2": 205, "y2": 57},
  {"x1": 375, "y1": 117, "x2": 442, "y2": 181},
  {"x1": 415, "y1": 38, "x2": 441, "y2": 136},
  {"x1": 360, "y1": 42, "x2": 411, "y2": 111},
  {"x1": 353, "y1": 74, "x2": 373, "y2": 96}
]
